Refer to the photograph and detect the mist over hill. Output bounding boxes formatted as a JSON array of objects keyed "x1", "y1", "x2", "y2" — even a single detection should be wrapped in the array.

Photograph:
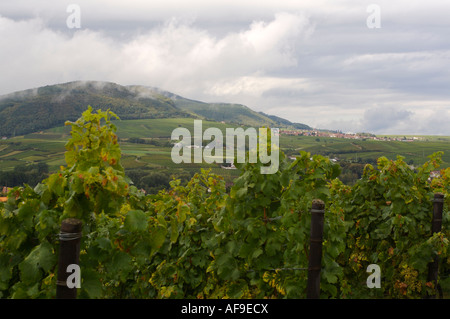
[{"x1": 0, "y1": 81, "x2": 311, "y2": 137}]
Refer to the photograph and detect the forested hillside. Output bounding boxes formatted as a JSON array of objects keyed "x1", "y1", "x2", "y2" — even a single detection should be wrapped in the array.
[
  {"x1": 0, "y1": 81, "x2": 190, "y2": 137},
  {"x1": 0, "y1": 81, "x2": 311, "y2": 137}
]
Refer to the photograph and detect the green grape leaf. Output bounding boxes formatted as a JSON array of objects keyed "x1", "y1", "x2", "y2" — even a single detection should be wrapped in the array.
[{"x1": 124, "y1": 210, "x2": 148, "y2": 232}]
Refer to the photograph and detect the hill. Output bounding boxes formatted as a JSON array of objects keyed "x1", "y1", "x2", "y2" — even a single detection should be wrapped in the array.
[
  {"x1": 0, "y1": 81, "x2": 190, "y2": 137},
  {"x1": 0, "y1": 81, "x2": 311, "y2": 137},
  {"x1": 257, "y1": 111, "x2": 310, "y2": 130},
  {"x1": 156, "y1": 89, "x2": 311, "y2": 129}
]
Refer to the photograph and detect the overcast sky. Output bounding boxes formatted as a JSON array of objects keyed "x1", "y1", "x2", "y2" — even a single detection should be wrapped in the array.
[{"x1": 1, "y1": 0, "x2": 450, "y2": 135}]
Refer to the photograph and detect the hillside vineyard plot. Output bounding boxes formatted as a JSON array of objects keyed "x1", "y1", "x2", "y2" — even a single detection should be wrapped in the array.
[{"x1": 0, "y1": 108, "x2": 448, "y2": 299}]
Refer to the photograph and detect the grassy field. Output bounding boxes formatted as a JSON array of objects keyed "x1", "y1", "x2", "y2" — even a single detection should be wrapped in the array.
[
  {"x1": 0, "y1": 118, "x2": 244, "y2": 185},
  {"x1": 1, "y1": 118, "x2": 449, "y2": 177},
  {"x1": 281, "y1": 135, "x2": 450, "y2": 168}
]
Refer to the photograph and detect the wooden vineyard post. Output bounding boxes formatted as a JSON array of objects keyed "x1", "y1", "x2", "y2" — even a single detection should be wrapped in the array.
[
  {"x1": 56, "y1": 218, "x2": 82, "y2": 299},
  {"x1": 306, "y1": 199, "x2": 325, "y2": 299},
  {"x1": 426, "y1": 193, "x2": 444, "y2": 299}
]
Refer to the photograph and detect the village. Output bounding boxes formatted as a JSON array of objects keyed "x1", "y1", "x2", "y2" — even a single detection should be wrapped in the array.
[{"x1": 279, "y1": 129, "x2": 423, "y2": 142}]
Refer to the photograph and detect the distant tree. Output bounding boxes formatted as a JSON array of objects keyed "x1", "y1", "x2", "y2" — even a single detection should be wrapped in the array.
[
  {"x1": 0, "y1": 162, "x2": 49, "y2": 187},
  {"x1": 140, "y1": 172, "x2": 171, "y2": 194}
]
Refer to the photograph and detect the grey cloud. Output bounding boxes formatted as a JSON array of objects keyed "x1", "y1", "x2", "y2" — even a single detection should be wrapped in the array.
[
  {"x1": 0, "y1": 1, "x2": 450, "y2": 135},
  {"x1": 362, "y1": 107, "x2": 413, "y2": 132}
]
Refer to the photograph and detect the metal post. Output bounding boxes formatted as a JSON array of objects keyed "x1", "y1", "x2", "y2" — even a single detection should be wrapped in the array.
[
  {"x1": 56, "y1": 218, "x2": 82, "y2": 299},
  {"x1": 307, "y1": 199, "x2": 325, "y2": 299}
]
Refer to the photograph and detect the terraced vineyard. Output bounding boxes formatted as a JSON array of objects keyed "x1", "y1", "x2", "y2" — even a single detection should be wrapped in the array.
[{"x1": 1, "y1": 118, "x2": 450, "y2": 177}]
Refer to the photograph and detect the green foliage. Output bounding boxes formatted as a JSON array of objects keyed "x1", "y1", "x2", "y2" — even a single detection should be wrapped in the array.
[
  {"x1": 0, "y1": 107, "x2": 132, "y2": 298},
  {"x1": 211, "y1": 151, "x2": 344, "y2": 298},
  {"x1": 330, "y1": 153, "x2": 449, "y2": 298},
  {"x1": 0, "y1": 108, "x2": 448, "y2": 299},
  {"x1": 60, "y1": 106, "x2": 130, "y2": 219}
]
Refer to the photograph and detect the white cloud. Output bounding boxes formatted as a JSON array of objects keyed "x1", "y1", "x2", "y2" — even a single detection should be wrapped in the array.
[
  {"x1": 0, "y1": 12, "x2": 311, "y2": 96},
  {"x1": 207, "y1": 76, "x2": 316, "y2": 97}
]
